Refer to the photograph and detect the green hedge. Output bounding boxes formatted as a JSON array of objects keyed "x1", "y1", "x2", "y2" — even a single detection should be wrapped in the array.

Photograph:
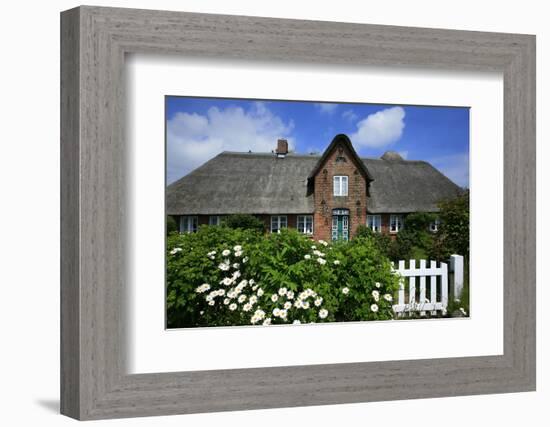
[{"x1": 166, "y1": 227, "x2": 399, "y2": 328}]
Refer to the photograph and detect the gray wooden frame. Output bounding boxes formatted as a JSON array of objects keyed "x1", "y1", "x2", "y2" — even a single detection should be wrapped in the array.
[{"x1": 60, "y1": 5, "x2": 536, "y2": 420}]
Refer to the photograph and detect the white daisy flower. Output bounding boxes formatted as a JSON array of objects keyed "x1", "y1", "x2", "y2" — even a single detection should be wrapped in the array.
[
  {"x1": 286, "y1": 291, "x2": 294, "y2": 299},
  {"x1": 238, "y1": 294, "x2": 247, "y2": 303},
  {"x1": 242, "y1": 256, "x2": 249, "y2": 263},
  {"x1": 232, "y1": 263, "x2": 240, "y2": 269},
  {"x1": 317, "y1": 258, "x2": 327, "y2": 265},
  {"x1": 375, "y1": 282, "x2": 381, "y2": 288},
  {"x1": 243, "y1": 303, "x2": 252, "y2": 312},
  {"x1": 208, "y1": 300, "x2": 215, "y2": 306},
  {"x1": 218, "y1": 263, "x2": 230, "y2": 271},
  {"x1": 223, "y1": 298, "x2": 230, "y2": 305},
  {"x1": 222, "y1": 249, "x2": 231, "y2": 257},
  {"x1": 233, "y1": 245, "x2": 242, "y2": 252},
  {"x1": 304, "y1": 254, "x2": 311, "y2": 260},
  {"x1": 342, "y1": 287, "x2": 349, "y2": 295},
  {"x1": 254, "y1": 309, "x2": 265, "y2": 319},
  {"x1": 271, "y1": 294, "x2": 278, "y2": 302},
  {"x1": 273, "y1": 308, "x2": 281, "y2": 317},
  {"x1": 279, "y1": 309, "x2": 288, "y2": 319},
  {"x1": 234, "y1": 250, "x2": 243, "y2": 257},
  {"x1": 249, "y1": 279, "x2": 255, "y2": 285},
  {"x1": 249, "y1": 295, "x2": 258, "y2": 305},
  {"x1": 301, "y1": 301, "x2": 310, "y2": 309},
  {"x1": 229, "y1": 303, "x2": 237, "y2": 311},
  {"x1": 372, "y1": 290, "x2": 380, "y2": 302},
  {"x1": 278, "y1": 287, "x2": 287, "y2": 296},
  {"x1": 284, "y1": 301, "x2": 292, "y2": 310},
  {"x1": 311, "y1": 245, "x2": 317, "y2": 250},
  {"x1": 170, "y1": 247, "x2": 182, "y2": 255},
  {"x1": 257, "y1": 288, "x2": 264, "y2": 297},
  {"x1": 314, "y1": 297, "x2": 323, "y2": 307},
  {"x1": 371, "y1": 303, "x2": 379, "y2": 312},
  {"x1": 383, "y1": 294, "x2": 393, "y2": 302},
  {"x1": 221, "y1": 277, "x2": 233, "y2": 286},
  {"x1": 333, "y1": 260, "x2": 340, "y2": 265},
  {"x1": 319, "y1": 309, "x2": 328, "y2": 319},
  {"x1": 195, "y1": 283, "x2": 210, "y2": 293},
  {"x1": 263, "y1": 318, "x2": 272, "y2": 326}
]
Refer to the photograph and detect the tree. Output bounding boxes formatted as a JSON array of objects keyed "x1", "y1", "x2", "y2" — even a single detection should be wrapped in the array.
[{"x1": 432, "y1": 191, "x2": 470, "y2": 259}]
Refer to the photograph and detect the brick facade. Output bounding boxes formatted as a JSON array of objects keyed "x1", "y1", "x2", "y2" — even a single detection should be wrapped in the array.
[{"x1": 312, "y1": 140, "x2": 369, "y2": 241}]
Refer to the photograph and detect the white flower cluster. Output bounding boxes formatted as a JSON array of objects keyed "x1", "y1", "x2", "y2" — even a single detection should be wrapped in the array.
[
  {"x1": 303, "y1": 241, "x2": 338, "y2": 267},
  {"x1": 199, "y1": 244, "x2": 333, "y2": 326},
  {"x1": 170, "y1": 247, "x2": 183, "y2": 255},
  {"x1": 198, "y1": 245, "x2": 265, "y2": 321}
]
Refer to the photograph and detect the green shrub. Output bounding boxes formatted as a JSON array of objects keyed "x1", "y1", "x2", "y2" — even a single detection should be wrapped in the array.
[
  {"x1": 433, "y1": 192, "x2": 470, "y2": 259},
  {"x1": 222, "y1": 214, "x2": 266, "y2": 233},
  {"x1": 166, "y1": 215, "x2": 178, "y2": 234},
  {"x1": 166, "y1": 227, "x2": 399, "y2": 327}
]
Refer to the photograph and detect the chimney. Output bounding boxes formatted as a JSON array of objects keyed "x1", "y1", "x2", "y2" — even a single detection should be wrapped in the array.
[{"x1": 276, "y1": 139, "x2": 288, "y2": 158}]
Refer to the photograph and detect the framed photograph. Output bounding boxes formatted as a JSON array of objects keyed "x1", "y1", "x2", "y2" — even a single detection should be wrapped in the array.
[{"x1": 61, "y1": 6, "x2": 536, "y2": 420}]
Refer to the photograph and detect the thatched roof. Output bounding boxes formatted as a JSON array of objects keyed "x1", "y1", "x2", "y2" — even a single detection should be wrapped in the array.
[
  {"x1": 166, "y1": 151, "x2": 463, "y2": 215},
  {"x1": 364, "y1": 158, "x2": 463, "y2": 213}
]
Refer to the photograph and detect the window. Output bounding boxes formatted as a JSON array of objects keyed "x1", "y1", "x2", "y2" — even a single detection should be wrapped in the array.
[
  {"x1": 209, "y1": 215, "x2": 222, "y2": 226},
  {"x1": 270, "y1": 215, "x2": 287, "y2": 233},
  {"x1": 297, "y1": 215, "x2": 314, "y2": 235},
  {"x1": 389, "y1": 214, "x2": 403, "y2": 233},
  {"x1": 333, "y1": 175, "x2": 348, "y2": 196},
  {"x1": 180, "y1": 216, "x2": 198, "y2": 233},
  {"x1": 429, "y1": 218, "x2": 441, "y2": 232},
  {"x1": 367, "y1": 214, "x2": 382, "y2": 232}
]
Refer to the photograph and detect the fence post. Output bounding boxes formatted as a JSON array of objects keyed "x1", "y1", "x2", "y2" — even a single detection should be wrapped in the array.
[{"x1": 449, "y1": 254, "x2": 464, "y2": 301}]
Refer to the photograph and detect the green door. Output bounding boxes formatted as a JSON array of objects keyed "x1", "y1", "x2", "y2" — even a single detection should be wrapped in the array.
[{"x1": 332, "y1": 209, "x2": 350, "y2": 241}]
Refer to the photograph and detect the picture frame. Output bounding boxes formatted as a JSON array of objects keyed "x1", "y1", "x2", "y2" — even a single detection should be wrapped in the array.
[{"x1": 60, "y1": 5, "x2": 536, "y2": 420}]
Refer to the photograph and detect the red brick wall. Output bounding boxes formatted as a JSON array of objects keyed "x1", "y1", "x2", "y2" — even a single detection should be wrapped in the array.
[{"x1": 312, "y1": 142, "x2": 369, "y2": 241}]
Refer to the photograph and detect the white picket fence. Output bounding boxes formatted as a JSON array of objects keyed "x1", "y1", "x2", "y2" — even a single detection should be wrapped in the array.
[{"x1": 391, "y1": 255, "x2": 464, "y2": 317}]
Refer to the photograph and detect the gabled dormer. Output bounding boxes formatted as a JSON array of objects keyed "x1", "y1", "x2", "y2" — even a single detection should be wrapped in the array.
[
  {"x1": 307, "y1": 134, "x2": 373, "y2": 196},
  {"x1": 308, "y1": 134, "x2": 372, "y2": 241}
]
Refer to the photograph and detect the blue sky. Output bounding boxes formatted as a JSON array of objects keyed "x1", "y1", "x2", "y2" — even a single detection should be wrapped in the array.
[{"x1": 166, "y1": 97, "x2": 469, "y2": 187}]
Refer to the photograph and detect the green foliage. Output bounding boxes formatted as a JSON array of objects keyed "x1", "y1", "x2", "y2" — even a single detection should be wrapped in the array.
[
  {"x1": 166, "y1": 215, "x2": 178, "y2": 235},
  {"x1": 433, "y1": 192, "x2": 470, "y2": 259},
  {"x1": 222, "y1": 214, "x2": 266, "y2": 233},
  {"x1": 166, "y1": 227, "x2": 398, "y2": 328},
  {"x1": 355, "y1": 225, "x2": 396, "y2": 260}
]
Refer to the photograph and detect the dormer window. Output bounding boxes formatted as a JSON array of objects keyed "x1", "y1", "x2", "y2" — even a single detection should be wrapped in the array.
[{"x1": 333, "y1": 176, "x2": 348, "y2": 196}]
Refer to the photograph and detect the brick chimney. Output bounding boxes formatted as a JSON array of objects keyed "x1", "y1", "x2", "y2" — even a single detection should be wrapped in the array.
[{"x1": 276, "y1": 139, "x2": 288, "y2": 158}]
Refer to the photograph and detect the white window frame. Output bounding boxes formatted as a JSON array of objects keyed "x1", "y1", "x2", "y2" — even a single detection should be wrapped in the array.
[
  {"x1": 179, "y1": 215, "x2": 198, "y2": 233},
  {"x1": 429, "y1": 218, "x2": 441, "y2": 232},
  {"x1": 367, "y1": 214, "x2": 382, "y2": 232},
  {"x1": 270, "y1": 215, "x2": 288, "y2": 233},
  {"x1": 297, "y1": 215, "x2": 314, "y2": 235},
  {"x1": 208, "y1": 215, "x2": 222, "y2": 226},
  {"x1": 389, "y1": 214, "x2": 404, "y2": 233},
  {"x1": 333, "y1": 175, "x2": 348, "y2": 196}
]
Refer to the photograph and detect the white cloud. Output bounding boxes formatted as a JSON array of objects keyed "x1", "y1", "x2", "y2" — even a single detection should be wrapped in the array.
[
  {"x1": 428, "y1": 153, "x2": 470, "y2": 188},
  {"x1": 341, "y1": 109, "x2": 358, "y2": 122},
  {"x1": 350, "y1": 106, "x2": 405, "y2": 148},
  {"x1": 167, "y1": 102, "x2": 294, "y2": 183},
  {"x1": 315, "y1": 103, "x2": 338, "y2": 114}
]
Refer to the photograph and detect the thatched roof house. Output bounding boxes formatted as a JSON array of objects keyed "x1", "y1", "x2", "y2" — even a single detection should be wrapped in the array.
[{"x1": 167, "y1": 134, "x2": 463, "y2": 241}]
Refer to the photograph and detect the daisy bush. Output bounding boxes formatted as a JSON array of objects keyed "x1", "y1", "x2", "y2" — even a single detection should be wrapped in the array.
[{"x1": 167, "y1": 226, "x2": 399, "y2": 328}]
